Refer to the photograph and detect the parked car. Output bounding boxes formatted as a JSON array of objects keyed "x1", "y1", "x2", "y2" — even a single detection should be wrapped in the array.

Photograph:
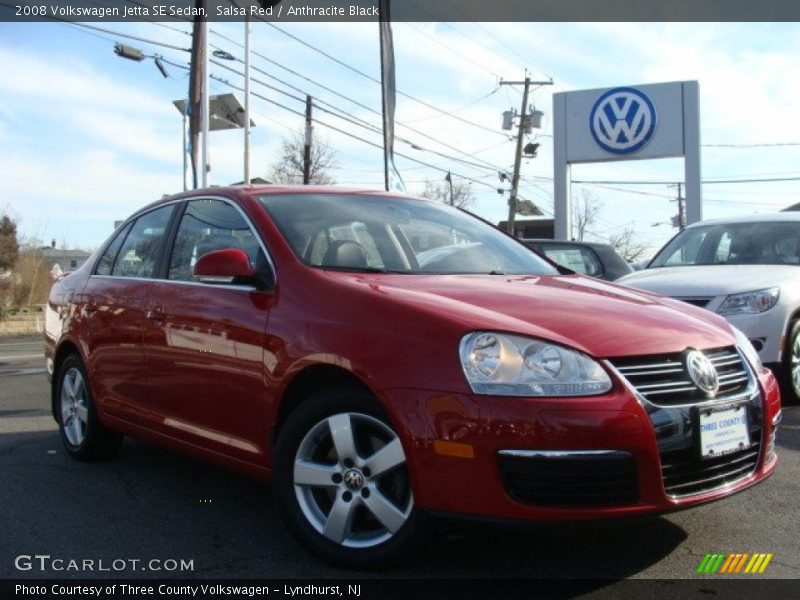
[
  {"x1": 46, "y1": 187, "x2": 780, "y2": 568},
  {"x1": 618, "y1": 212, "x2": 800, "y2": 404},
  {"x1": 521, "y1": 239, "x2": 633, "y2": 281}
]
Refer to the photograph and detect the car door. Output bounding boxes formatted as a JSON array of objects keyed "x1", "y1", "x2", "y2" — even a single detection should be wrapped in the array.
[
  {"x1": 80, "y1": 204, "x2": 175, "y2": 426},
  {"x1": 143, "y1": 197, "x2": 275, "y2": 464}
]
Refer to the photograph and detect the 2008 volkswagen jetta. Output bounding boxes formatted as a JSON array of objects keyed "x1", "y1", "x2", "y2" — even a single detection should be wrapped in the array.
[{"x1": 45, "y1": 186, "x2": 781, "y2": 567}]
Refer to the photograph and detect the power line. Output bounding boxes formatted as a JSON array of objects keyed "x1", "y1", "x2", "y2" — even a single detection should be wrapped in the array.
[
  {"x1": 68, "y1": 22, "x2": 191, "y2": 53},
  {"x1": 207, "y1": 27, "x2": 512, "y2": 169},
  {"x1": 62, "y1": 18, "x2": 513, "y2": 190},
  {"x1": 209, "y1": 74, "x2": 503, "y2": 193},
  {"x1": 255, "y1": 20, "x2": 510, "y2": 138},
  {"x1": 574, "y1": 177, "x2": 800, "y2": 185},
  {"x1": 703, "y1": 142, "x2": 800, "y2": 148},
  {"x1": 208, "y1": 57, "x2": 507, "y2": 177},
  {"x1": 400, "y1": 22, "x2": 500, "y2": 79},
  {"x1": 62, "y1": 17, "x2": 514, "y2": 181}
]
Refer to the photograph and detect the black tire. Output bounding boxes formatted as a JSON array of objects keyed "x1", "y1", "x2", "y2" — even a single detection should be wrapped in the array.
[
  {"x1": 782, "y1": 320, "x2": 800, "y2": 405},
  {"x1": 273, "y1": 387, "x2": 424, "y2": 569},
  {"x1": 55, "y1": 354, "x2": 123, "y2": 461}
]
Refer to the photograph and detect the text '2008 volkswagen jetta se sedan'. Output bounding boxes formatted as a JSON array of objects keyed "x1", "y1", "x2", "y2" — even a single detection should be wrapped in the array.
[{"x1": 45, "y1": 186, "x2": 781, "y2": 567}]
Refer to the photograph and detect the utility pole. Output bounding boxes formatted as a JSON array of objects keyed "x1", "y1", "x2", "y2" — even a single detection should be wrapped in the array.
[
  {"x1": 670, "y1": 183, "x2": 686, "y2": 230},
  {"x1": 243, "y1": 17, "x2": 251, "y2": 185},
  {"x1": 188, "y1": 13, "x2": 204, "y2": 189},
  {"x1": 188, "y1": 0, "x2": 209, "y2": 188},
  {"x1": 200, "y1": 17, "x2": 209, "y2": 188},
  {"x1": 445, "y1": 172, "x2": 454, "y2": 206},
  {"x1": 499, "y1": 75, "x2": 553, "y2": 236},
  {"x1": 303, "y1": 95, "x2": 313, "y2": 185}
]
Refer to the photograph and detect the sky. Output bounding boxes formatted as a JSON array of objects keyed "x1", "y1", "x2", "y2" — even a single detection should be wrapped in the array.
[{"x1": 1, "y1": 19, "x2": 800, "y2": 255}]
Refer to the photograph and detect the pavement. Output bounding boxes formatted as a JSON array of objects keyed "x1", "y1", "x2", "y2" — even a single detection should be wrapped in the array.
[{"x1": 1, "y1": 334, "x2": 798, "y2": 581}]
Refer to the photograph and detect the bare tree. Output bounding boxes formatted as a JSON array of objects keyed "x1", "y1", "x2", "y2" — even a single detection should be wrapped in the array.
[
  {"x1": 268, "y1": 130, "x2": 338, "y2": 185},
  {"x1": 607, "y1": 227, "x2": 649, "y2": 262},
  {"x1": 571, "y1": 190, "x2": 602, "y2": 241},
  {"x1": 420, "y1": 178, "x2": 474, "y2": 209}
]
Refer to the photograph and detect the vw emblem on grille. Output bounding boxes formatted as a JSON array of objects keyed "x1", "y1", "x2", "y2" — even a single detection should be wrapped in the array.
[
  {"x1": 685, "y1": 350, "x2": 719, "y2": 397},
  {"x1": 590, "y1": 87, "x2": 657, "y2": 155},
  {"x1": 343, "y1": 469, "x2": 364, "y2": 491}
]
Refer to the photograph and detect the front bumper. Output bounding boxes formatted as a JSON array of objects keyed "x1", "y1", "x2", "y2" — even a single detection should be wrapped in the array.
[
  {"x1": 726, "y1": 310, "x2": 786, "y2": 365},
  {"x1": 380, "y1": 365, "x2": 780, "y2": 521}
]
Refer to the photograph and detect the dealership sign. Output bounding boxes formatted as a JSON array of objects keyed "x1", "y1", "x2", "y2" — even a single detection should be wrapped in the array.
[
  {"x1": 559, "y1": 81, "x2": 692, "y2": 163},
  {"x1": 552, "y1": 81, "x2": 701, "y2": 239}
]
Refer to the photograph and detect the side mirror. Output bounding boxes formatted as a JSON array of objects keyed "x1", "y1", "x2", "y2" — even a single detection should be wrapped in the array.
[{"x1": 194, "y1": 248, "x2": 255, "y2": 284}]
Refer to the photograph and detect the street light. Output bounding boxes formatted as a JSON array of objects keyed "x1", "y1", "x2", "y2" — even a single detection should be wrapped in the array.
[{"x1": 173, "y1": 94, "x2": 253, "y2": 190}]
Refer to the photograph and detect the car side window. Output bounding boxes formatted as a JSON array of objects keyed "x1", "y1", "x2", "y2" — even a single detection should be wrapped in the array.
[
  {"x1": 168, "y1": 199, "x2": 262, "y2": 281},
  {"x1": 95, "y1": 222, "x2": 133, "y2": 276},
  {"x1": 111, "y1": 206, "x2": 174, "y2": 278},
  {"x1": 543, "y1": 247, "x2": 602, "y2": 276}
]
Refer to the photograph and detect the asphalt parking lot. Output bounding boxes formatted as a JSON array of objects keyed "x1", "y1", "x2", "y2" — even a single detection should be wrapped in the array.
[{"x1": 1, "y1": 334, "x2": 799, "y2": 581}]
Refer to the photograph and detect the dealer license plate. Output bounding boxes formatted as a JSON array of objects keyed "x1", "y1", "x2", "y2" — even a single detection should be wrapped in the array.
[{"x1": 699, "y1": 405, "x2": 750, "y2": 459}]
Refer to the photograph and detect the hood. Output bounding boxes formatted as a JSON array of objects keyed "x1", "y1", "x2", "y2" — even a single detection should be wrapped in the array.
[
  {"x1": 617, "y1": 265, "x2": 797, "y2": 296},
  {"x1": 325, "y1": 272, "x2": 735, "y2": 359}
]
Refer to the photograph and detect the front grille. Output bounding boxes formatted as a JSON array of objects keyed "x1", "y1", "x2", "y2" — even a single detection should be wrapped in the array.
[
  {"x1": 498, "y1": 451, "x2": 639, "y2": 507},
  {"x1": 660, "y1": 441, "x2": 761, "y2": 497},
  {"x1": 673, "y1": 296, "x2": 714, "y2": 308},
  {"x1": 609, "y1": 346, "x2": 750, "y2": 406}
]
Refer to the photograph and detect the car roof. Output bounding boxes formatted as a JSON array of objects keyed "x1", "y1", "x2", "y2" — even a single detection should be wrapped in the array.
[
  {"x1": 165, "y1": 184, "x2": 422, "y2": 201},
  {"x1": 134, "y1": 185, "x2": 432, "y2": 218},
  {"x1": 522, "y1": 238, "x2": 615, "y2": 250},
  {"x1": 685, "y1": 212, "x2": 800, "y2": 228}
]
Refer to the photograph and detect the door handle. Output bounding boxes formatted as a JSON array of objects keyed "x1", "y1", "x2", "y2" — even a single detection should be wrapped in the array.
[{"x1": 147, "y1": 306, "x2": 166, "y2": 322}]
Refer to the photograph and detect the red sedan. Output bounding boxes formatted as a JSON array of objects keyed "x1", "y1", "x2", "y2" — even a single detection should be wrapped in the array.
[{"x1": 45, "y1": 186, "x2": 781, "y2": 567}]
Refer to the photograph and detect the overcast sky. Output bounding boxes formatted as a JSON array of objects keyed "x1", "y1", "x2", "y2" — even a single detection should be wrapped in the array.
[{"x1": 1, "y1": 20, "x2": 799, "y2": 253}]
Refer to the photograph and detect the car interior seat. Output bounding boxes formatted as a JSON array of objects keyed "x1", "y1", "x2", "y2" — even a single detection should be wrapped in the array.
[{"x1": 321, "y1": 240, "x2": 368, "y2": 269}]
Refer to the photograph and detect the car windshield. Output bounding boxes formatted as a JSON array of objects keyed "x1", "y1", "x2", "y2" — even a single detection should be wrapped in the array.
[
  {"x1": 258, "y1": 193, "x2": 557, "y2": 275},
  {"x1": 649, "y1": 221, "x2": 800, "y2": 267}
]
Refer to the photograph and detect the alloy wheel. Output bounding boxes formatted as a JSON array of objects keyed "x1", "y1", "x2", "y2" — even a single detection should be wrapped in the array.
[
  {"x1": 292, "y1": 412, "x2": 413, "y2": 548},
  {"x1": 60, "y1": 366, "x2": 88, "y2": 447},
  {"x1": 791, "y1": 332, "x2": 800, "y2": 398}
]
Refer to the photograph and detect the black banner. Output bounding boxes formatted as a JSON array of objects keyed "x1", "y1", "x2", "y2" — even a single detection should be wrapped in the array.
[
  {"x1": 3, "y1": 579, "x2": 800, "y2": 600},
  {"x1": 2, "y1": 0, "x2": 800, "y2": 23}
]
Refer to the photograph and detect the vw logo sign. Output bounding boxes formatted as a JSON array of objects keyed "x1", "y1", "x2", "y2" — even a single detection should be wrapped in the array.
[
  {"x1": 685, "y1": 349, "x2": 719, "y2": 397},
  {"x1": 589, "y1": 87, "x2": 657, "y2": 155}
]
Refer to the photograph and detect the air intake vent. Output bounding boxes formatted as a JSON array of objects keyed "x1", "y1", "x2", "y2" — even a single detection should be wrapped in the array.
[{"x1": 498, "y1": 451, "x2": 639, "y2": 507}]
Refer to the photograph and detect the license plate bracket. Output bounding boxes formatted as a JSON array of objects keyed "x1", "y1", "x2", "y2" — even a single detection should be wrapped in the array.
[{"x1": 698, "y1": 405, "x2": 750, "y2": 459}]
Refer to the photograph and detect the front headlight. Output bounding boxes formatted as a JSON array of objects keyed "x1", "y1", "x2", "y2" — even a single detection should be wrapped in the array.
[
  {"x1": 731, "y1": 325, "x2": 763, "y2": 372},
  {"x1": 459, "y1": 332, "x2": 613, "y2": 397},
  {"x1": 717, "y1": 287, "x2": 779, "y2": 316}
]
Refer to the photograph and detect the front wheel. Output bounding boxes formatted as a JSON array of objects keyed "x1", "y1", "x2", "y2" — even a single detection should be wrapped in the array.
[
  {"x1": 782, "y1": 321, "x2": 800, "y2": 405},
  {"x1": 273, "y1": 389, "x2": 424, "y2": 568}
]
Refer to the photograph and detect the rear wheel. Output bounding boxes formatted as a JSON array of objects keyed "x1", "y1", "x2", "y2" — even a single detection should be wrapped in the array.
[
  {"x1": 56, "y1": 354, "x2": 123, "y2": 460},
  {"x1": 273, "y1": 388, "x2": 423, "y2": 568}
]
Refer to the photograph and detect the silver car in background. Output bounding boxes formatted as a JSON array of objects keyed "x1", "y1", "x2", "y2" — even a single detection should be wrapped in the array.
[{"x1": 617, "y1": 212, "x2": 800, "y2": 403}]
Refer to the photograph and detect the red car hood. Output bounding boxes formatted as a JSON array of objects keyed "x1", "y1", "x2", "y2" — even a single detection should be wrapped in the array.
[{"x1": 327, "y1": 272, "x2": 735, "y2": 359}]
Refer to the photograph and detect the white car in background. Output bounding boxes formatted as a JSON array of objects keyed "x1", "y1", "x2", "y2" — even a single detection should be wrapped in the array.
[{"x1": 617, "y1": 212, "x2": 800, "y2": 403}]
